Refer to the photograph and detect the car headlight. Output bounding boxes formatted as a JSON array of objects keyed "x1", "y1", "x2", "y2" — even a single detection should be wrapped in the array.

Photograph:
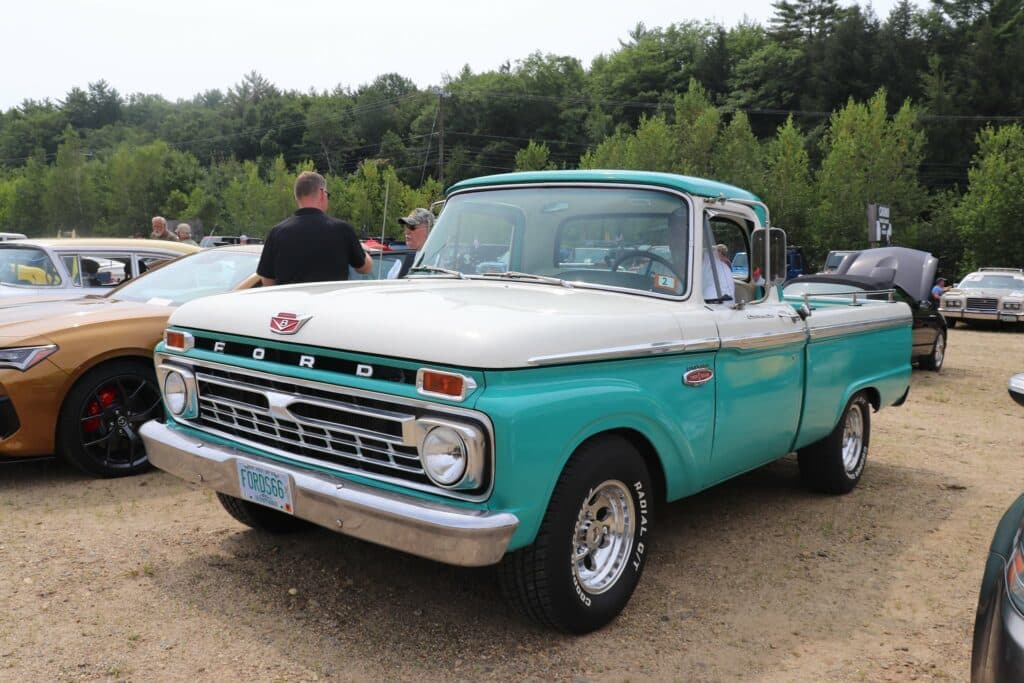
[
  {"x1": 156, "y1": 362, "x2": 198, "y2": 419},
  {"x1": 421, "y1": 426, "x2": 469, "y2": 487},
  {"x1": 1003, "y1": 301, "x2": 1022, "y2": 311},
  {"x1": 0, "y1": 344, "x2": 58, "y2": 371},
  {"x1": 163, "y1": 371, "x2": 188, "y2": 415},
  {"x1": 943, "y1": 300, "x2": 961, "y2": 308},
  {"x1": 1008, "y1": 540, "x2": 1024, "y2": 614}
]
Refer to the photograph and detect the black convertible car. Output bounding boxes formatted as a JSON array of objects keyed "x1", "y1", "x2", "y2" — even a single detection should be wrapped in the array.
[{"x1": 783, "y1": 247, "x2": 948, "y2": 371}]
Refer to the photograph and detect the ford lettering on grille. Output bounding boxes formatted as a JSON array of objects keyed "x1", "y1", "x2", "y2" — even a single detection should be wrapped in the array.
[{"x1": 270, "y1": 312, "x2": 311, "y2": 335}]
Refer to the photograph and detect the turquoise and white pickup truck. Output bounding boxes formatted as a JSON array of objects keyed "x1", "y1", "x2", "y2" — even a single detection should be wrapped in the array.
[{"x1": 140, "y1": 170, "x2": 912, "y2": 633}]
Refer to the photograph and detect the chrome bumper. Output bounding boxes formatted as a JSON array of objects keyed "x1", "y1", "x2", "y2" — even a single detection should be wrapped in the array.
[
  {"x1": 941, "y1": 309, "x2": 1023, "y2": 322},
  {"x1": 140, "y1": 421, "x2": 518, "y2": 567}
]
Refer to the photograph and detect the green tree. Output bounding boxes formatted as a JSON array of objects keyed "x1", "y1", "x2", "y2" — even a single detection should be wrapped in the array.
[
  {"x1": 953, "y1": 124, "x2": 1024, "y2": 270},
  {"x1": 514, "y1": 141, "x2": 555, "y2": 171},
  {"x1": 713, "y1": 112, "x2": 763, "y2": 191},
  {"x1": 43, "y1": 126, "x2": 101, "y2": 234},
  {"x1": 813, "y1": 89, "x2": 928, "y2": 252},
  {"x1": 762, "y1": 116, "x2": 814, "y2": 249}
]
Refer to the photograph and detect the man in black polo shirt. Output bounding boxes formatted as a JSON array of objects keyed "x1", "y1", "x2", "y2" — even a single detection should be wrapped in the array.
[{"x1": 258, "y1": 171, "x2": 372, "y2": 286}]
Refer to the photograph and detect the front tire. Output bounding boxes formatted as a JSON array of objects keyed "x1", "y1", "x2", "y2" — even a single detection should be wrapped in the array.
[
  {"x1": 798, "y1": 393, "x2": 871, "y2": 494},
  {"x1": 498, "y1": 435, "x2": 653, "y2": 633},
  {"x1": 216, "y1": 492, "x2": 309, "y2": 533},
  {"x1": 57, "y1": 359, "x2": 161, "y2": 477}
]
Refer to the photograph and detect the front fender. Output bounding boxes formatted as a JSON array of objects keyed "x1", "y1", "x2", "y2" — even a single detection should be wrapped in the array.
[{"x1": 478, "y1": 354, "x2": 714, "y2": 550}]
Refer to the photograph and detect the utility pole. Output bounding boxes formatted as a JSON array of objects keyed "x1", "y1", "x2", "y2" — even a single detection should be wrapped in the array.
[{"x1": 437, "y1": 90, "x2": 445, "y2": 186}]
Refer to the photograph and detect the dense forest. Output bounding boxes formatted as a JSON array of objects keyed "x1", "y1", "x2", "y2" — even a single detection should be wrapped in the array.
[{"x1": 1, "y1": 0, "x2": 1021, "y2": 275}]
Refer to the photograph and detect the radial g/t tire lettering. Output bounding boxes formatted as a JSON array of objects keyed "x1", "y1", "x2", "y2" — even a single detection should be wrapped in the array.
[{"x1": 498, "y1": 434, "x2": 653, "y2": 633}]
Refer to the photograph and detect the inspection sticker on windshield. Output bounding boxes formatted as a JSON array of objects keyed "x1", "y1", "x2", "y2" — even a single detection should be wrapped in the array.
[
  {"x1": 237, "y1": 461, "x2": 294, "y2": 514},
  {"x1": 652, "y1": 274, "x2": 678, "y2": 292},
  {"x1": 145, "y1": 297, "x2": 173, "y2": 306}
]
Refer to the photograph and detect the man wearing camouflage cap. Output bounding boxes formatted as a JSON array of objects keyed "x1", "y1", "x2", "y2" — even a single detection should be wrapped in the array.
[{"x1": 390, "y1": 208, "x2": 435, "y2": 278}]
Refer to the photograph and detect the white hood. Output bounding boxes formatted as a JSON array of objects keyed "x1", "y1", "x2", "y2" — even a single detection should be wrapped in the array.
[{"x1": 168, "y1": 279, "x2": 686, "y2": 369}]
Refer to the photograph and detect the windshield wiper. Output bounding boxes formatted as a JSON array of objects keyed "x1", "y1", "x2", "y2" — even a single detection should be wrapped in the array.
[
  {"x1": 408, "y1": 265, "x2": 467, "y2": 279},
  {"x1": 480, "y1": 271, "x2": 572, "y2": 287}
]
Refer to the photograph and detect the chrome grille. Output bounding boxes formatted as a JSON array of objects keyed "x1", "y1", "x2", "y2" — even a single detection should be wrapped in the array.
[
  {"x1": 191, "y1": 365, "x2": 433, "y2": 486},
  {"x1": 966, "y1": 297, "x2": 998, "y2": 312}
]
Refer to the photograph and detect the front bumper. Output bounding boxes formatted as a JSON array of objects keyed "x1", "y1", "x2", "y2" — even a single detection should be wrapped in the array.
[
  {"x1": 140, "y1": 420, "x2": 519, "y2": 567},
  {"x1": 941, "y1": 308, "x2": 1024, "y2": 323}
]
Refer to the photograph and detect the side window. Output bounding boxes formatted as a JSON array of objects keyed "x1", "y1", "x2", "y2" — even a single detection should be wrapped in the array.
[
  {"x1": 137, "y1": 254, "x2": 174, "y2": 277},
  {"x1": 78, "y1": 253, "x2": 131, "y2": 286},
  {"x1": 61, "y1": 254, "x2": 84, "y2": 286},
  {"x1": 706, "y1": 217, "x2": 755, "y2": 303}
]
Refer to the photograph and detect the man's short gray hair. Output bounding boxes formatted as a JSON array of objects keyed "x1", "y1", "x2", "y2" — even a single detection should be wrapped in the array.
[{"x1": 294, "y1": 171, "x2": 326, "y2": 200}]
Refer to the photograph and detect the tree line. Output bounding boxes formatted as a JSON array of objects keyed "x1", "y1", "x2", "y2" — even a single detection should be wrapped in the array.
[{"x1": 0, "y1": 0, "x2": 1021, "y2": 275}]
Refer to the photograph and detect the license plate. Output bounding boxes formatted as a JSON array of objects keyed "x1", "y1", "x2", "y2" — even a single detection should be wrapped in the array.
[
  {"x1": 1000, "y1": 314, "x2": 1018, "y2": 322},
  {"x1": 236, "y1": 462, "x2": 294, "y2": 514}
]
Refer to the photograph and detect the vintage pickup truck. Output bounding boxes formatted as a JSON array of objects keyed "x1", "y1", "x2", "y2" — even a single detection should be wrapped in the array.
[{"x1": 140, "y1": 170, "x2": 912, "y2": 633}]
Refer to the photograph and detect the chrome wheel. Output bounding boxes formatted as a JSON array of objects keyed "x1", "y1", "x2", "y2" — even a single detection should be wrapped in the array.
[
  {"x1": 571, "y1": 480, "x2": 635, "y2": 595},
  {"x1": 841, "y1": 403, "x2": 865, "y2": 474},
  {"x1": 932, "y1": 334, "x2": 946, "y2": 370}
]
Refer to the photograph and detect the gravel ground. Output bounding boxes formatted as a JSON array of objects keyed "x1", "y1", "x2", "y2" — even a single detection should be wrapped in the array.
[{"x1": 1, "y1": 324, "x2": 1022, "y2": 682}]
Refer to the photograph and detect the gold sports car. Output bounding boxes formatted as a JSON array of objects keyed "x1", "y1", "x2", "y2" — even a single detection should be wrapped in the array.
[{"x1": 0, "y1": 244, "x2": 262, "y2": 476}]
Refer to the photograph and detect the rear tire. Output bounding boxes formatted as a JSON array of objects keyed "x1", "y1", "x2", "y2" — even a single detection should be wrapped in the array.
[
  {"x1": 798, "y1": 393, "x2": 871, "y2": 494},
  {"x1": 216, "y1": 492, "x2": 309, "y2": 533},
  {"x1": 498, "y1": 435, "x2": 652, "y2": 633},
  {"x1": 919, "y1": 332, "x2": 946, "y2": 372}
]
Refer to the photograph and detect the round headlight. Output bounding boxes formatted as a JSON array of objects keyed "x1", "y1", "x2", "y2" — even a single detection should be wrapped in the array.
[
  {"x1": 421, "y1": 427, "x2": 468, "y2": 487},
  {"x1": 163, "y1": 371, "x2": 188, "y2": 415}
]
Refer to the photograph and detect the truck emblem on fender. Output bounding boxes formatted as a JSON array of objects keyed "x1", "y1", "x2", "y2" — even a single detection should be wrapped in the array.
[
  {"x1": 270, "y1": 312, "x2": 312, "y2": 335},
  {"x1": 683, "y1": 366, "x2": 714, "y2": 386}
]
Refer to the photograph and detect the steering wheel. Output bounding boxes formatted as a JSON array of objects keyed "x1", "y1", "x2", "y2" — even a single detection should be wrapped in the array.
[{"x1": 610, "y1": 250, "x2": 684, "y2": 294}]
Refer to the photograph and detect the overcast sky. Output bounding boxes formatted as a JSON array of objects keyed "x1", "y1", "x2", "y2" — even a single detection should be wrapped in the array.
[{"x1": 1, "y1": 0, "x2": 911, "y2": 112}]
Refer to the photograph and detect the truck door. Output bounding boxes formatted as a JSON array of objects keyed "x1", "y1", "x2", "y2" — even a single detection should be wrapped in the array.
[
  {"x1": 698, "y1": 214, "x2": 807, "y2": 484},
  {"x1": 705, "y1": 303, "x2": 807, "y2": 484}
]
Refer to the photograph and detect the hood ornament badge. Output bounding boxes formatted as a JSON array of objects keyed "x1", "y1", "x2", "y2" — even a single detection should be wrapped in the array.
[{"x1": 270, "y1": 312, "x2": 312, "y2": 335}]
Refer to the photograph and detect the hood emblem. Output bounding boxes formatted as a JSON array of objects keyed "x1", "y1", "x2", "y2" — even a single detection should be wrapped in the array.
[{"x1": 270, "y1": 312, "x2": 312, "y2": 335}]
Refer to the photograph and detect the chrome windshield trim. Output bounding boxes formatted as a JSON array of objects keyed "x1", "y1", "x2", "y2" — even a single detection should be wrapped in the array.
[
  {"x1": 443, "y1": 181, "x2": 699, "y2": 301},
  {"x1": 527, "y1": 337, "x2": 719, "y2": 366},
  {"x1": 720, "y1": 329, "x2": 808, "y2": 350},
  {"x1": 808, "y1": 316, "x2": 910, "y2": 340}
]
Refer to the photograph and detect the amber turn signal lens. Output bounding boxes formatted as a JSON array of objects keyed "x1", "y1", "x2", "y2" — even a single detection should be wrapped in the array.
[
  {"x1": 421, "y1": 371, "x2": 464, "y2": 398},
  {"x1": 165, "y1": 330, "x2": 187, "y2": 350}
]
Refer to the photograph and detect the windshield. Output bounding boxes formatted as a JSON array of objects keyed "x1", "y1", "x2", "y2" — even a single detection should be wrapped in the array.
[
  {"x1": 110, "y1": 249, "x2": 260, "y2": 305},
  {"x1": 959, "y1": 274, "x2": 1024, "y2": 291},
  {"x1": 0, "y1": 247, "x2": 62, "y2": 287},
  {"x1": 415, "y1": 186, "x2": 691, "y2": 297}
]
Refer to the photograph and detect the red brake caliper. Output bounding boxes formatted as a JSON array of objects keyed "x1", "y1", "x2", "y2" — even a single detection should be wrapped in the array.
[{"x1": 83, "y1": 386, "x2": 118, "y2": 433}]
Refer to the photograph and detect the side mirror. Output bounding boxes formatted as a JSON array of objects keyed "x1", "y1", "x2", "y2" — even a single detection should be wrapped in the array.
[
  {"x1": 1010, "y1": 373, "x2": 1024, "y2": 407},
  {"x1": 752, "y1": 227, "x2": 788, "y2": 284}
]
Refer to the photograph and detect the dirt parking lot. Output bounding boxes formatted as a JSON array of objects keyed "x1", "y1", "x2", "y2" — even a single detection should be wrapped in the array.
[{"x1": 1, "y1": 325, "x2": 1022, "y2": 682}]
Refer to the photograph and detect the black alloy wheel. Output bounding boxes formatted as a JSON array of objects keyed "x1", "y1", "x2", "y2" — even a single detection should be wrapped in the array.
[{"x1": 58, "y1": 360, "x2": 162, "y2": 477}]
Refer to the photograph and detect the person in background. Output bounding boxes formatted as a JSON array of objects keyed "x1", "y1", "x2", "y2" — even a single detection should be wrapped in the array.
[
  {"x1": 257, "y1": 171, "x2": 372, "y2": 286},
  {"x1": 150, "y1": 216, "x2": 178, "y2": 241},
  {"x1": 702, "y1": 243, "x2": 736, "y2": 301},
  {"x1": 716, "y1": 243, "x2": 732, "y2": 269},
  {"x1": 931, "y1": 277, "x2": 950, "y2": 306},
  {"x1": 388, "y1": 208, "x2": 434, "y2": 278},
  {"x1": 175, "y1": 222, "x2": 198, "y2": 246}
]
